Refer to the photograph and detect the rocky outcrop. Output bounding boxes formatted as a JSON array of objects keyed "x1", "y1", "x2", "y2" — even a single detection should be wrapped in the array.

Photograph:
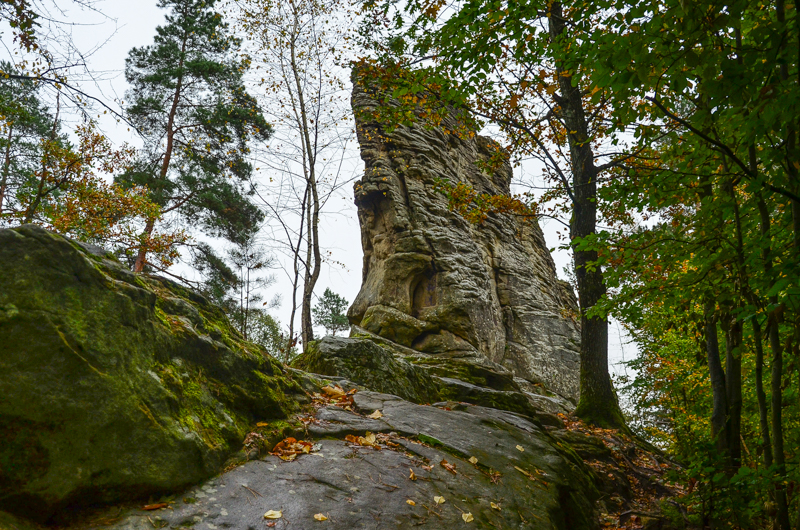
[
  {"x1": 349, "y1": 83, "x2": 581, "y2": 400},
  {"x1": 0, "y1": 225, "x2": 305, "y2": 522},
  {"x1": 296, "y1": 336, "x2": 574, "y2": 416},
  {"x1": 0, "y1": 226, "x2": 683, "y2": 530}
]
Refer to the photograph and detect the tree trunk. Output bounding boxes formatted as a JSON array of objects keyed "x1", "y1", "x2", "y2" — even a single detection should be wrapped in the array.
[
  {"x1": 287, "y1": 8, "x2": 322, "y2": 353},
  {"x1": 0, "y1": 123, "x2": 14, "y2": 216},
  {"x1": 705, "y1": 302, "x2": 728, "y2": 457},
  {"x1": 756, "y1": 178, "x2": 791, "y2": 530},
  {"x1": 768, "y1": 308, "x2": 790, "y2": 530},
  {"x1": 548, "y1": 2, "x2": 625, "y2": 429},
  {"x1": 133, "y1": 34, "x2": 187, "y2": 273},
  {"x1": 752, "y1": 318, "x2": 773, "y2": 467},
  {"x1": 724, "y1": 316, "x2": 742, "y2": 468}
]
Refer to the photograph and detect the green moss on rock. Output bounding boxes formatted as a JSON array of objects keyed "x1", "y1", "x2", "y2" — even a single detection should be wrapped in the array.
[
  {"x1": 293, "y1": 337, "x2": 441, "y2": 404},
  {"x1": 0, "y1": 225, "x2": 306, "y2": 522}
]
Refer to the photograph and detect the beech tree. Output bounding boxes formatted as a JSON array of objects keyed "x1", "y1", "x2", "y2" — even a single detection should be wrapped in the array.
[
  {"x1": 575, "y1": 0, "x2": 800, "y2": 526},
  {"x1": 122, "y1": 0, "x2": 272, "y2": 272}
]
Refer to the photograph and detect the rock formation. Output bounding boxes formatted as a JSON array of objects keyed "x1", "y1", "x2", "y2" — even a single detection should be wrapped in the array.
[
  {"x1": 348, "y1": 82, "x2": 581, "y2": 400},
  {"x1": 0, "y1": 226, "x2": 681, "y2": 530},
  {"x1": 0, "y1": 225, "x2": 306, "y2": 522}
]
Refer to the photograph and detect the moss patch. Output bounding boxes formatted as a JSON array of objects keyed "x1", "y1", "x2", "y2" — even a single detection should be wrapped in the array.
[{"x1": 0, "y1": 225, "x2": 306, "y2": 522}]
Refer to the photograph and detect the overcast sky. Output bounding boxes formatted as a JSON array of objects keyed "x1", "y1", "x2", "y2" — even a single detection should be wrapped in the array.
[{"x1": 2, "y1": 0, "x2": 635, "y2": 378}]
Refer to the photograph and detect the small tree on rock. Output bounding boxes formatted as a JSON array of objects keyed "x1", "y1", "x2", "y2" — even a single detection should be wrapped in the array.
[{"x1": 312, "y1": 288, "x2": 349, "y2": 337}]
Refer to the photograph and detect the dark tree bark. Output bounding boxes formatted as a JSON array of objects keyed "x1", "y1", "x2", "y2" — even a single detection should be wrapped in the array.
[
  {"x1": 705, "y1": 302, "x2": 728, "y2": 457},
  {"x1": 724, "y1": 316, "x2": 742, "y2": 467},
  {"x1": 549, "y1": 2, "x2": 625, "y2": 429},
  {"x1": 756, "y1": 185, "x2": 791, "y2": 530}
]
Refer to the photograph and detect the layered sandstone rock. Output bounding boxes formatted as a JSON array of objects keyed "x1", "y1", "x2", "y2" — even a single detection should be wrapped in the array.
[{"x1": 348, "y1": 84, "x2": 581, "y2": 400}]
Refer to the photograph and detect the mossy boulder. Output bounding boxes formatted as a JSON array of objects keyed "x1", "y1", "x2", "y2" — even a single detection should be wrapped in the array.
[
  {"x1": 293, "y1": 336, "x2": 440, "y2": 404},
  {"x1": 0, "y1": 225, "x2": 306, "y2": 522}
]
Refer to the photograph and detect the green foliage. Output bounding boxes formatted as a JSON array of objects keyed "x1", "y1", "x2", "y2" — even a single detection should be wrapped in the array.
[
  {"x1": 312, "y1": 288, "x2": 349, "y2": 336},
  {"x1": 578, "y1": 0, "x2": 800, "y2": 525},
  {"x1": 0, "y1": 65, "x2": 61, "y2": 219}
]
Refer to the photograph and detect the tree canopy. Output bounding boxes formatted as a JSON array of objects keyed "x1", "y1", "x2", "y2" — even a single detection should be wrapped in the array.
[{"x1": 121, "y1": 0, "x2": 272, "y2": 272}]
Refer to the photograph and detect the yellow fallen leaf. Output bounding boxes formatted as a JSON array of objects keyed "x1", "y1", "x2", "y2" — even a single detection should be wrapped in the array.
[
  {"x1": 367, "y1": 410, "x2": 383, "y2": 419},
  {"x1": 256, "y1": 422, "x2": 270, "y2": 427},
  {"x1": 516, "y1": 445, "x2": 524, "y2": 452},
  {"x1": 406, "y1": 499, "x2": 416, "y2": 506},
  {"x1": 468, "y1": 456, "x2": 478, "y2": 465},
  {"x1": 409, "y1": 468, "x2": 417, "y2": 481},
  {"x1": 264, "y1": 510, "x2": 282, "y2": 519},
  {"x1": 434, "y1": 496, "x2": 445, "y2": 505},
  {"x1": 364, "y1": 432, "x2": 377, "y2": 445},
  {"x1": 490, "y1": 502, "x2": 501, "y2": 511},
  {"x1": 462, "y1": 512, "x2": 474, "y2": 523},
  {"x1": 313, "y1": 513, "x2": 328, "y2": 521}
]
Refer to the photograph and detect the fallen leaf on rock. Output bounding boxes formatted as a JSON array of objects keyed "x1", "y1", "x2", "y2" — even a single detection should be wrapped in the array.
[
  {"x1": 434, "y1": 496, "x2": 445, "y2": 505},
  {"x1": 468, "y1": 456, "x2": 478, "y2": 465},
  {"x1": 490, "y1": 502, "x2": 501, "y2": 511},
  {"x1": 462, "y1": 512, "x2": 474, "y2": 523},
  {"x1": 142, "y1": 503, "x2": 168, "y2": 511},
  {"x1": 345, "y1": 431, "x2": 381, "y2": 449},
  {"x1": 406, "y1": 499, "x2": 416, "y2": 506},
  {"x1": 316, "y1": 385, "x2": 358, "y2": 409},
  {"x1": 321, "y1": 385, "x2": 345, "y2": 398},
  {"x1": 367, "y1": 410, "x2": 383, "y2": 419},
  {"x1": 264, "y1": 510, "x2": 282, "y2": 519},
  {"x1": 409, "y1": 468, "x2": 417, "y2": 481},
  {"x1": 516, "y1": 445, "x2": 524, "y2": 452},
  {"x1": 422, "y1": 464, "x2": 433, "y2": 471},
  {"x1": 441, "y1": 459, "x2": 457, "y2": 474},
  {"x1": 271, "y1": 437, "x2": 313, "y2": 461},
  {"x1": 313, "y1": 513, "x2": 328, "y2": 521}
]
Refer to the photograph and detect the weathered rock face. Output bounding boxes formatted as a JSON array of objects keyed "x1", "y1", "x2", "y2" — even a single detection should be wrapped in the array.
[
  {"x1": 349, "y1": 84, "x2": 581, "y2": 400},
  {"x1": 0, "y1": 225, "x2": 305, "y2": 522}
]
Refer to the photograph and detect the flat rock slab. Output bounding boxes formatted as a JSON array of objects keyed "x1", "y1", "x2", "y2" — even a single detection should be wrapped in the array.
[{"x1": 94, "y1": 392, "x2": 598, "y2": 530}]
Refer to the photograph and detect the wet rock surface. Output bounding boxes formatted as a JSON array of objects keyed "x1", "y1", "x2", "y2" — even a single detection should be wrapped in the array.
[
  {"x1": 71, "y1": 392, "x2": 599, "y2": 530},
  {"x1": 348, "y1": 81, "x2": 581, "y2": 400},
  {"x1": 294, "y1": 335, "x2": 574, "y2": 420}
]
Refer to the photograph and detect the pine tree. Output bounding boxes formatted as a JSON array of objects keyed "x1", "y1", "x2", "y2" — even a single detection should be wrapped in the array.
[
  {"x1": 0, "y1": 65, "x2": 56, "y2": 219},
  {"x1": 312, "y1": 288, "x2": 349, "y2": 337},
  {"x1": 121, "y1": 0, "x2": 272, "y2": 272}
]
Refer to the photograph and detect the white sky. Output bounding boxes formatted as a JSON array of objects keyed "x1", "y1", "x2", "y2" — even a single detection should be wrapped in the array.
[{"x1": 2, "y1": 0, "x2": 634, "y2": 378}]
